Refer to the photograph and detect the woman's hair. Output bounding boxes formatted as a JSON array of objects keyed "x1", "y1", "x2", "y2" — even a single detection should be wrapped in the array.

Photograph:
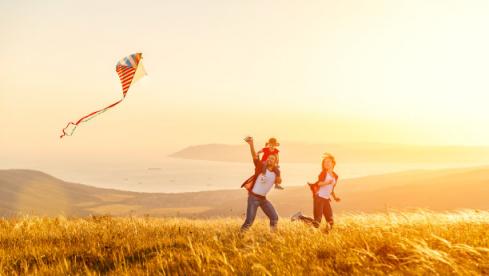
[{"x1": 322, "y1": 153, "x2": 336, "y2": 169}]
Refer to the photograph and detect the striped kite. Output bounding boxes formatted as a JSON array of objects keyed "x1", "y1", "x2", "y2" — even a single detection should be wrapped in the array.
[{"x1": 60, "y1": 53, "x2": 147, "y2": 138}]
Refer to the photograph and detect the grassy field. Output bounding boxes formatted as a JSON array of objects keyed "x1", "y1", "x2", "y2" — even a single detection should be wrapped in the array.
[{"x1": 1, "y1": 210, "x2": 488, "y2": 275}]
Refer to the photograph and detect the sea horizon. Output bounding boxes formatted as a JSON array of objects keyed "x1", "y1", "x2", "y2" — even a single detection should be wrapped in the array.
[{"x1": 3, "y1": 157, "x2": 487, "y2": 193}]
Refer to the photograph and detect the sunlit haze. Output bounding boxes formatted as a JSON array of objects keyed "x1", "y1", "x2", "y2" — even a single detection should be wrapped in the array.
[{"x1": 2, "y1": 0, "x2": 489, "y2": 166}]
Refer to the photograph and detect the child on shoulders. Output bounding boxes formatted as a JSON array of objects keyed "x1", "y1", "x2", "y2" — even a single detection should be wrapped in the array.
[{"x1": 257, "y1": 137, "x2": 283, "y2": 190}]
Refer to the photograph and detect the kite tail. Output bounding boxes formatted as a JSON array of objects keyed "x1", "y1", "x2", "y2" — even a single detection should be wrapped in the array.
[{"x1": 60, "y1": 98, "x2": 124, "y2": 138}]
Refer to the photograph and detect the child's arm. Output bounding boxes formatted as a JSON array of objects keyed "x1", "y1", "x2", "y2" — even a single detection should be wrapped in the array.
[{"x1": 256, "y1": 150, "x2": 263, "y2": 160}]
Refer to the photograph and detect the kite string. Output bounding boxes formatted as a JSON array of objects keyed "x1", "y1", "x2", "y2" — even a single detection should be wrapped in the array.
[
  {"x1": 60, "y1": 97, "x2": 124, "y2": 138},
  {"x1": 63, "y1": 109, "x2": 110, "y2": 137}
]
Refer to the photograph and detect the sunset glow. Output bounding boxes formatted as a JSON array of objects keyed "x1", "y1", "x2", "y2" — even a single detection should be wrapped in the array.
[{"x1": 2, "y1": 0, "x2": 489, "y2": 163}]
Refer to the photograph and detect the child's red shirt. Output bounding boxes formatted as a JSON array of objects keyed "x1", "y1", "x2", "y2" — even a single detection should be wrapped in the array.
[{"x1": 261, "y1": 148, "x2": 280, "y2": 162}]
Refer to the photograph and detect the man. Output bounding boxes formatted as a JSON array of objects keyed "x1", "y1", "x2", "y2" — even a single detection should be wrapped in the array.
[{"x1": 240, "y1": 136, "x2": 282, "y2": 231}]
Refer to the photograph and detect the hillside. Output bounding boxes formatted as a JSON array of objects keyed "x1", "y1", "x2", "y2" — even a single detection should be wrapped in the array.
[
  {"x1": 1, "y1": 167, "x2": 489, "y2": 217},
  {"x1": 0, "y1": 169, "x2": 137, "y2": 216},
  {"x1": 169, "y1": 142, "x2": 489, "y2": 164}
]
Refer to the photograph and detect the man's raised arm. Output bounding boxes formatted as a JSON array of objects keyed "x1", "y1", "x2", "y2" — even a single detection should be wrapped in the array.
[{"x1": 245, "y1": 136, "x2": 258, "y2": 161}]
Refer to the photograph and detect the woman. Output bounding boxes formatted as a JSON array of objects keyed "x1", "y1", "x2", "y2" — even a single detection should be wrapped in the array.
[{"x1": 292, "y1": 153, "x2": 340, "y2": 230}]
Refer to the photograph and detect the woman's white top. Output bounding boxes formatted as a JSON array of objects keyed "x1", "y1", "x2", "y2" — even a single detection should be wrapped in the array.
[{"x1": 317, "y1": 172, "x2": 336, "y2": 199}]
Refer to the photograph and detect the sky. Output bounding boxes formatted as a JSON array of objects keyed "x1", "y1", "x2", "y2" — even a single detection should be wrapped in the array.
[{"x1": 2, "y1": 0, "x2": 489, "y2": 166}]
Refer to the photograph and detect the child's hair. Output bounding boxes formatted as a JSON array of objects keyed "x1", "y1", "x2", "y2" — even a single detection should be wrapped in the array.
[{"x1": 266, "y1": 137, "x2": 279, "y2": 147}]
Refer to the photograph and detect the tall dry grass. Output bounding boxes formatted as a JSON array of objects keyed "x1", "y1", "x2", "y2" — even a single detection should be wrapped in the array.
[{"x1": 0, "y1": 210, "x2": 488, "y2": 275}]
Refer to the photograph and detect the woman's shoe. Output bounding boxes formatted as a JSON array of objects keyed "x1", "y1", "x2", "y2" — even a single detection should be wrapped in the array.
[{"x1": 291, "y1": 211, "x2": 303, "y2": 221}]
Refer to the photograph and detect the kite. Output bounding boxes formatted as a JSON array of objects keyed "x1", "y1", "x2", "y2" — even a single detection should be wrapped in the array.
[{"x1": 60, "y1": 53, "x2": 147, "y2": 138}]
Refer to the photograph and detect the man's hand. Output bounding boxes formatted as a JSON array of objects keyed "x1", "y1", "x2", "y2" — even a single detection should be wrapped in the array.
[
  {"x1": 244, "y1": 136, "x2": 253, "y2": 144},
  {"x1": 244, "y1": 136, "x2": 257, "y2": 160}
]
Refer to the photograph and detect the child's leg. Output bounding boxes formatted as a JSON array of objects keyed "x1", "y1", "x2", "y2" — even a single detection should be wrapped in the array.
[
  {"x1": 273, "y1": 167, "x2": 281, "y2": 178},
  {"x1": 273, "y1": 167, "x2": 283, "y2": 189}
]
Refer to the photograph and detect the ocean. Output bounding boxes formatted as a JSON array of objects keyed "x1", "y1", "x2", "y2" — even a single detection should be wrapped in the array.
[{"x1": 20, "y1": 157, "x2": 487, "y2": 193}]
